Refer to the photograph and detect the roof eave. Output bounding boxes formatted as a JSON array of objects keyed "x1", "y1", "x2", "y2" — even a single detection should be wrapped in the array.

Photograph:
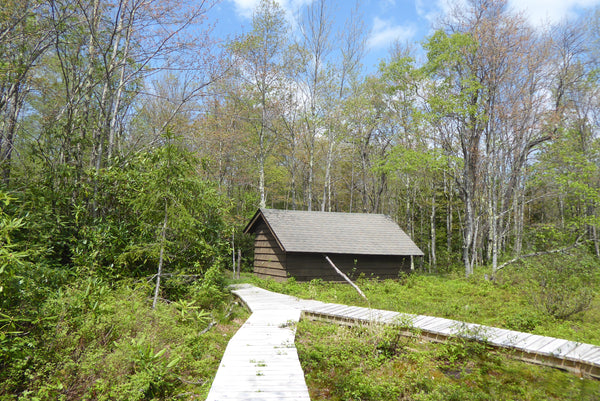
[
  {"x1": 243, "y1": 208, "x2": 287, "y2": 253},
  {"x1": 242, "y1": 208, "x2": 263, "y2": 234},
  {"x1": 285, "y1": 249, "x2": 425, "y2": 256}
]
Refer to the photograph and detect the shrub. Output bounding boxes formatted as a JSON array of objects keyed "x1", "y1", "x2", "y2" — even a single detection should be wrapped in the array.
[
  {"x1": 0, "y1": 278, "x2": 244, "y2": 400},
  {"x1": 192, "y1": 260, "x2": 229, "y2": 310},
  {"x1": 523, "y1": 251, "x2": 598, "y2": 319},
  {"x1": 503, "y1": 310, "x2": 543, "y2": 332}
]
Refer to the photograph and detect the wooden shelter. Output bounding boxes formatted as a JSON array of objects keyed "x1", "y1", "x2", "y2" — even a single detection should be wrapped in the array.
[{"x1": 243, "y1": 208, "x2": 424, "y2": 282}]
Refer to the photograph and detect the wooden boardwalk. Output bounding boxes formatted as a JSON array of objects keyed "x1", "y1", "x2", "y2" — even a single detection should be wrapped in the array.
[
  {"x1": 205, "y1": 285, "x2": 313, "y2": 401},
  {"x1": 303, "y1": 302, "x2": 600, "y2": 380},
  {"x1": 206, "y1": 285, "x2": 600, "y2": 400}
]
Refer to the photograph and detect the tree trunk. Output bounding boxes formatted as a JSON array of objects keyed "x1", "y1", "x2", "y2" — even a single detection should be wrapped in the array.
[
  {"x1": 445, "y1": 173, "x2": 452, "y2": 253},
  {"x1": 430, "y1": 190, "x2": 437, "y2": 271},
  {"x1": 259, "y1": 155, "x2": 266, "y2": 208},
  {"x1": 1, "y1": 86, "x2": 22, "y2": 186},
  {"x1": 107, "y1": 3, "x2": 134, "y2": 162},
  {"x1": 307, "y1": 132, "x2": 315, "y2": 211},
  {"x1": 593, "y1": 225, "x2": 600, "y2": 257},
  {"x1": 349, "y1": 163, "x2": 354, "y2": 213},
  {"x1": 321, "y1": 134, "x2": 334, "y2": 211},
  {"x1": 513, "y1": 186, "x2": 524, "y2": 257},
  {"x1": 463, "y1": 190, "x2": 475, "y2": 277},
  {"x1": 152, "y1": 203, "x2": 168, "y2": 309}
]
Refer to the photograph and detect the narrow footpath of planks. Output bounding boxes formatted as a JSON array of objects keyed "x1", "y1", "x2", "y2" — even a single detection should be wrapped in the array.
[
  {"x1": 303, "y1": 302, "x2": 600, "y2": 380},
  {"x1": 205, "y1": 285, "x2": 314, "y2": 401},
  {"x1": 206, "y1": 285, "x2": 600, "y2": 400}
]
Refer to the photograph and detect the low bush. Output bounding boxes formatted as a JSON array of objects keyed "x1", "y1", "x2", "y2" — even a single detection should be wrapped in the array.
[
  {"x1": 520, "y1": 251, "x2": 599, "y2": 319},
  {"x1": 0, "y1": 278, "x2": 248, "y2": 400},
  {"x1": 296, "y1": 320, "x2": 600, "y2": 401}
]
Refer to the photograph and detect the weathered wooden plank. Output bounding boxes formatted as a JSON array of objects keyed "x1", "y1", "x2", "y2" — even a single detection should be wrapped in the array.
[
  {"x1": 254, "y1": 247, "x2": 286, "y2": 257},
  {"x1": 254, "y1": 232, "x2": 278, "y2": 241},
  {"x1": 285, "y1": 259, "x2": 404, "y2": 271},
  {"x1": 254, "y1": 259, "x2": 284, "y2": 267},
  {"x1": 254, "y1": 260, "x2": 285, "y2": 270},
  {"x1": 311, "y1": 304, "x2": 352, "y2": 315},
  {"x1": 372, "y1": 310, "x2": 403, "y2": 324},
  {"x1": 254, "y1": 264, "x2": 286, "y2": 274},
  {"x1": 413, "y1": 315, "x2": 438, "y2": 327},
  {"x1": 486, "y1": 329, "x2": 522, "y2": 347},
  {"x1": 205, "y1": 307, "x2": 310, "y2": 401},
  {"x1": 254, "y1": 255, "x2": 286, "y2": 265},
  {"x1": 419, "y1": 318, "x2": 456, "y2": 334},
  {"x1": 536, "y1": 338, "x2": 571, "y2": 355},
  {"x1": 254, "y1": 239, "x2": 281, "y2": 248}
]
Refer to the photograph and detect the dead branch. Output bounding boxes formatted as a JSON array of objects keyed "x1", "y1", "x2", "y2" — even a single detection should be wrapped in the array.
[
  {"x1": 491, "y1": 234, "x2": 585, "y2": 278},
  {"x1": 324, "y1": 255, "x2": 367, "y2": 300},
  {"x1": 199, "y1": 321, "x2": 216, "y2": 335}
]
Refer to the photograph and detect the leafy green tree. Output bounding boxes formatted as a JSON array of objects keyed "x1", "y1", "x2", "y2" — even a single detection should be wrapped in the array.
[
  {"x1": 422, "y1": 29, "x2": 485, "y2": 277},
  {"x1": 0, "y1": 192, "x2": 28, "y2": 302},
  {"x1": 117, "y1": 132, "x2": 230, "y2": 307}
]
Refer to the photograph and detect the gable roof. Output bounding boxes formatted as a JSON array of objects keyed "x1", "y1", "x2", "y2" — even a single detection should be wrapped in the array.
[{"x1": 244, "y1": 208, "x2": 423, "y2": 256}]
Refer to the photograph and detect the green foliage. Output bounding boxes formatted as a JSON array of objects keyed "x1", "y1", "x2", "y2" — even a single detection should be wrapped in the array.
[
  {"x1": 517, "y1": 251, "x2": 599, "y2": 319},
  {"x1": 533, "y1": 127, "x2": 600, "y2": 233},
  {"x1": 440, "y1": 324, "x2": 492, "y2": 368},
  {"x1": 374, "y1": 318, "x2": 419, "y2": 360},
  {"x1": 377, "y1": 146, "x2": 449, "y2": 177},
  {"x1": 0, "y1": 279, "x2": 247, "y2": 400},
  {"x1": 422, "y1": 30, "x2": 485, "y2": 122},
  {"x1": 296, "y1": 320, "x2": 600, "y2": 401},
  {"x1": 503, "y1": 310, "x2": 543, "y2": 332},
  {"x1": 0, "y1": 192, "x2": 29, "y2": 297},
  {"x1": 118, "y1": 135, "x2": 231, "y2": 279},
  {"x1": 192, "y1": 260, "x2": 229, "y2": 309}
]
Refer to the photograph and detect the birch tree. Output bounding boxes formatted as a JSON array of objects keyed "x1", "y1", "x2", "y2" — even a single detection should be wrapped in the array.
[
  {"x1": 424, "y1": 0, "x2": 552, "y2": 275},
  {"x1": 0, "y1": 0, "x2": 53, "y2": 186},
  {"x1": 320, "y1": 2, "x2": 366, "y2": 212},
  {"x1": 296, "y1": 0, "x2": 333, "y2": 211},
  {"x1": 230, "y1": 0, "x2": 288, "y2": 208}
]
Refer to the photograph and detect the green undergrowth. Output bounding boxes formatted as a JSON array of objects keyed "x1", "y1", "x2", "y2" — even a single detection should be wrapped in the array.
[
  {"x1": 296, "y1": 320, "x2": 600, "y2": 401},
  {"x1": 250, "y1": 252, "x2": 600, "y2": 345},
  {"x1": 1, "y1": 277, "x2": 248, "y2": 400}
]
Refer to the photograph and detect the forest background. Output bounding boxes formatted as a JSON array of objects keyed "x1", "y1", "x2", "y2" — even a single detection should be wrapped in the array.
[{"x1": 1, "y1": 0, "x2": 600, "y2": 398}]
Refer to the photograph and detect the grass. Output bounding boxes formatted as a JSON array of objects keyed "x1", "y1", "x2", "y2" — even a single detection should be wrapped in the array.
[
  {"x1": 248, "y1": 264, "x2": 600, "y2": 345},
  {"x1": 296, "y1": 320, "x2": 600, "y2": 401}
]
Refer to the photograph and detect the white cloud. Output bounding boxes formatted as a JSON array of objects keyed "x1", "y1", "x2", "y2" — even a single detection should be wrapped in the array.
[
  {"x1": 415, "y1": 0, "x2": 459, "y2": 25},
  {"x1": 229, "y1": 0, "x2": 313, "y2": 20},
  {"x1": 508, "y1": 0, "x2": 600, "y2": 26},
  {"x1": 229, "y1": 0, "x2": 259, "y2": 19},
  {"x1": 367, "y1": 17, "x2": 416, "y2": 50}
]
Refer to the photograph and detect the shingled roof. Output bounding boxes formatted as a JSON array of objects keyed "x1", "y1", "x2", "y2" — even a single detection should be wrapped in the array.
[{"x1": 244, "y1": 208, "x2": 423, "y2": 256}]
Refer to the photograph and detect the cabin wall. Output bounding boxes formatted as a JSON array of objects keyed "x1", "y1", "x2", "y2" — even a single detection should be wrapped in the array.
[
  {"x1": 252, "y1": 221, "x2": 287, "y2": 282},
  {"x1": 286, "y1": 253, "x2": 411, "y2": 282}
]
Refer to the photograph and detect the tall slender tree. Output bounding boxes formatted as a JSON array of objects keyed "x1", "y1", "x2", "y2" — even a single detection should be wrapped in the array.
[{"x1": 230, "y1": 0, "x2": 288, "y2": 208}]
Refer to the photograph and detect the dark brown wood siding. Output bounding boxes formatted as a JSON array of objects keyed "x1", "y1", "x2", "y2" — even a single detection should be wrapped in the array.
[
  {"x1": 286, "y1": 253, "x2": 411, "y2": 282},
  {"x1": 252, "y1": 221, "x2": 287, "y2": 281}
]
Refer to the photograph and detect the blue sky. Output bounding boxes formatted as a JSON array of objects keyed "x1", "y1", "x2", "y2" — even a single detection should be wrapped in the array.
[{"x1": 209, "y1": 0, "x2": 600, "y2": 74}]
